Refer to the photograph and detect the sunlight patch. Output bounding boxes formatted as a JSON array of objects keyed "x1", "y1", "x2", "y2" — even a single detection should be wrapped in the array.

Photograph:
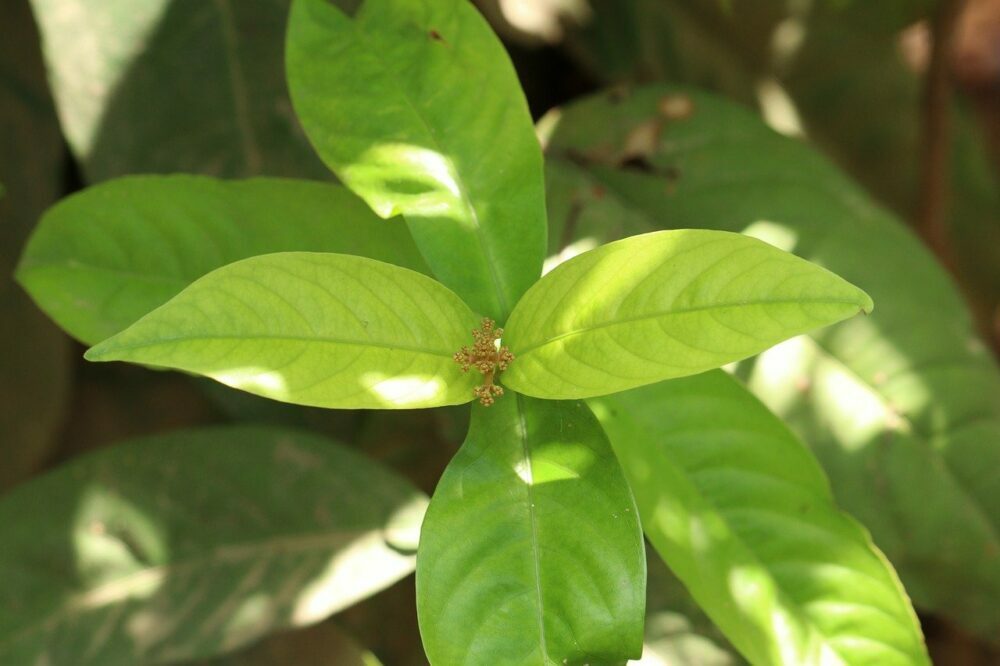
[
  {"x1": 291, "y1": 533, "x2": 415, "y2": 625},
  {"x1": 543, "y1": 237, "x2": 599, "y2": 275},
  {"x1": 741, "y1": 220, "x2": 799, "y2": 254},
  {"x1": 212, "y1": 367, "x2": 290, "y2": 399},
  {"x1": 361, "y1": 373, "x2": 446, "y2": 407}
]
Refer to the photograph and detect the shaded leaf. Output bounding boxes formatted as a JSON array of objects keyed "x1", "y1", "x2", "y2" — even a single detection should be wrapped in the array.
[
  {"x1": 544, "y1": 84, "x2": 1000, "y2": 638},
  {"x1": 17, "y1": 176, "x2": 430, "y2": 345},
  {"x1": 86, "y1": 252, "x2": 480, "y2": 410},
  {"x1": 286, "y1": 0, "x2": 547, "y2": 321},
  {"x1": 503, "y1": 229, "x2": 871, "y2": 399},
  {"x1": 416, "y1": 397, "x2": 645, "y2": 664},
  {"x1": 0, "y1": 426, "x2": 425, "y2": 664},
  {"x1": 0, "y1": 0, "x2": 70, "y2": 490},
  {"x1": 29, "y1": 0, "x2": 327, "y2": 180},
  {"x1": 592, "y1": 371, "x2": 929, "y2": 665}
]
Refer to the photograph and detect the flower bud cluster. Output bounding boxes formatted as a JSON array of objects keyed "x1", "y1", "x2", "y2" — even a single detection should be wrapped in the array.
[{"x1": 453, "y1": 318, "x2": 514, "y2": 406}]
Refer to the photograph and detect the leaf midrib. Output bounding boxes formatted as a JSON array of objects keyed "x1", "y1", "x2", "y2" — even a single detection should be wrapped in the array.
[
  {"x1": 349, "y1": 13, "x2": 511, "y2": 318},
  {"x1": 3, "y1": 528, "x2": 402, "y2": 649},
  {"x1": 18, "y1": 260, "x2": 190, "y2": 289},
  {"x1": 513, "y1": 297, "x2": 863, "y2": 357},
  {"x1": 91, "y1": 332, "x2": 457, "y2": 361},
  {"x1": 514, "y1": 394, "x2": 551, "y2": 664},
  {"x1": 211, "y1": 0, "x2": 262, "y2": 174}
]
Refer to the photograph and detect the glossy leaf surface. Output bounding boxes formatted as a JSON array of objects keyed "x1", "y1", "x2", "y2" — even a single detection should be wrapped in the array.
[
  {"x1": 29, "y1": 0, "x2": 327, "y2": 180},
  {"x1": 592, "y1": 371, "x2": 929, "y2": 666},
  {"x1": 503, "y1": 229, "x2": 871, "y2": 399},
  {"x1": 17, "y1": 176, "x2": 429, "y2": 345},
  {"x1": 286, "y1": 0, "x2": 546, "y2": 321},
  {"x1": 0, "y1": 426, "x2": 425, "y2": 664},
  {"x1": 544, "y1": 84, "x2": 1000, "y2": 636},
  {"x1": 416, "y1": 397, "x2": 645, "y2": 664},
  {"x1": 86, "y1": 253, "x2": 479, "y2": 409}
]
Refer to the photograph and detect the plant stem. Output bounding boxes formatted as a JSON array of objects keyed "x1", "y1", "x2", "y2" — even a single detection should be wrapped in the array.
[{"x1": 917, "y1": 0, "x2": 964, "y2": 272}]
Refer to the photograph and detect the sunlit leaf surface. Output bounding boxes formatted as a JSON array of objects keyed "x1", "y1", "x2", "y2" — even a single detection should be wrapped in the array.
[
  {"x1": 0, "y1": 426, "x2": 426, "y2": 664},
  {"x1": 503, "y1": 229, "x2": 871, "y2": 399},
  {"x1": 287, "y1": 0, "x2": 547, "y2": 321},
  {"x1": 593, "y1": 371, "x2": 929, "y2": 665},
  {"x1": 416, "y1": 397, "x2": 645, "y2": 664},
  {"x1": 86, "y1": 253, "x2": 480, "y2": 410},
  {"x1": 17, "y1": 176, "x2": 429, "y2": 345},
  {"x1": 545, "y1": 84, "x2": 1000, "y2": 636}
]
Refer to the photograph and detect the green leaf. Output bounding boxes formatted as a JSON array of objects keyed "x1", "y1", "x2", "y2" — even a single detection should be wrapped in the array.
[
  {"x1": 286, "y1": 0, "x2": 547, "y2": 321},
  {"x1": 0, "y1": 426, "x2": 426, "y2": 664},
  {"x1": 16, "y1": 175, "x2": 430, "y2": 345},
  {"x1": 0, "y1": 0, "x2": 70, "y2": 489},
  {"x1": 85, "y1": 252, "x2": 480, "y2": 410},
  {"x1": 416, "y1": 397, "x2": 645, "y2": 664},
  {"x1": 502, "y1": 229, "x2": 871, "y2": 400},
  {"x1": 591, "y1": 371, "x2": 929, "y2": 666},
  {"x1": 29, "y1": 0, "x2": 327, "y2": 180},
  {"x1": 544, "y1": 84, "x2": 1000, "y2": 638}
]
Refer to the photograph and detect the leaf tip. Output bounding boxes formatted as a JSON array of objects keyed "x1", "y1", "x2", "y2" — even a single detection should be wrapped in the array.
[
  {"x1": 83, "y1": 341, "x2": 114, "y2": 363},
  {"x1": 858, "y1": 290, "x2": 875, "y2": 315}
]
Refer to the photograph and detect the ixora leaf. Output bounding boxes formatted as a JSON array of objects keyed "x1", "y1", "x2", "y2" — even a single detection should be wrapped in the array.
[
  {"x1": 286, "y1": 0, "x2": 547, "y2": 321},
  {"x1": 502, "y1": 229, "x2": 872, "y2": 400},
  {"x1": 591, "y1": 371, "x2": 929, "y2": 666},
  {"x1": 416, "y1": 397, "x2": 645, "y2": 664},
  {"x1": 29, "y1": 0, "x2": 327, "y2": 180},
  {"x1": 0, "y1": 426, "x2": 426, "y2": 664},
  {"x1": 543, "y1": 84, "x2": 1000, "y2": 637},
  {"x1": 16, "y1": 175, "x2": 430, "y2": 345},
  {"x1": 85, "y1": 252, "x2": 480, "y2": 409}
]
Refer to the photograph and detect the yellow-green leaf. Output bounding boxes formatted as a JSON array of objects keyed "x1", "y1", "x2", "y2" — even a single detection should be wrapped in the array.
[
  {"x1": 503, "y1": 229, "x2": 871, "y2": 399},
  {"x1": 86, "y1": 253, "x2": 479, "y2": 410}
]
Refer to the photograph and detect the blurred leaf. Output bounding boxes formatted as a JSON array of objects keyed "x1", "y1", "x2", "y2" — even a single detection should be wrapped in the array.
[
  {"x1": 286, "y1": 0, "x2": 546, "y2": 321},
  {"x1": 593, "y1": 371, "x2": 930, "y2": 665},
  {"x1": 29, "y1": 0, "x2": 327, "y2": 180},
  {"x1": 822, "y1": 0, "x2": 939, "y2": 30},
  {"x1": 196, "y1": 621, "x2": 381, "y2": 666},
  {"x1": 86, "y1": 253, "x2": 480, "y2": 410},
  {"x1": 0, "y1": 0, "x2": 70, "y2": 490},
  {"x1": 17, "y1": 176, "x2": 430, "y2": 345},
  {"x1": 503, "y1": 229, "x2": 871, "y2": 399},
  {"x1": 416, "y1": 397, "x2": 645, "y2": 664},
  {"x1": 544, "y1": 84, "x2": 1000, "y2": 639},
  {"x1": 780, "y1": 5, "x2": 1000, "y2": 338},
  {"x1": 0, "y1": 426, "x2": 425, "y2": 664}
]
